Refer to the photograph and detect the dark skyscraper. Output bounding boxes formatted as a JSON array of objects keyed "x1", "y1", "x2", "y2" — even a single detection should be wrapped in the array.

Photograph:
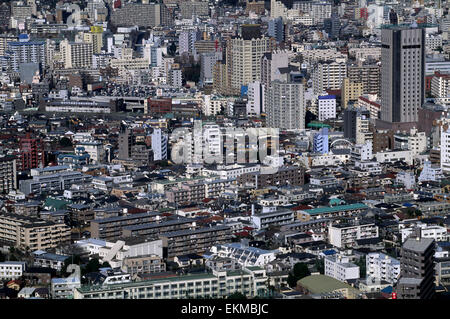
[{"x1": 380, "y1": 25, "x2": 425, "y2": 124}]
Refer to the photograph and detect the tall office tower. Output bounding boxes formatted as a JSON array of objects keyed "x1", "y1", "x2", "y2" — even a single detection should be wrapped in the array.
[
  {"x1": 266, "y1": 80, "x2": 305, "y2": 130},
  {"x1": 226, "y1": 25, "x2": 271, "y2": 96},
  {"x1": 268, "y1": 17, "x2": 284, "y2": 43},
  {"x1": 6, "y1": 35, "x2": 46, "y2": 72},
  {"x1": 60, "y1": 40, "x2": 93, "y2": 69},
  {"x1": 260, "y1": 50, "x2": 289, "y2": 88},
  {"x1": 396, "y1": 237, "x2": 435, "y2": 299},
  {"x1": 380, "y1": 25, "x2": 425, "y2": 124},
  {"x1": 19, "y1": 134, "x2": 45, "y2": 171}
]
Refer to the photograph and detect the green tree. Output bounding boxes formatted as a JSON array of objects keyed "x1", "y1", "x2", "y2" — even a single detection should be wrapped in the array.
[
  {"x1": 287, "y1": 263, "x2": 311, "y2": 288},
  {"x1": 59, "y1": 137, "x2": 73, "y2": 148},
  {"x1": 355, "y1": 256, "x2": 366, "y2": 278},
  {"x1": 293, "y1": 263, "x2": 310, "y2": 279},
  {"x1": 315, "y1": 258, "x2": 325, "y2": 274}
]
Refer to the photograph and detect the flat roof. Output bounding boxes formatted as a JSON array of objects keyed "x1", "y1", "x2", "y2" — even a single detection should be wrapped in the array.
[{"x1": 301, "y1": 203, "x2": 368, "y2": 215}]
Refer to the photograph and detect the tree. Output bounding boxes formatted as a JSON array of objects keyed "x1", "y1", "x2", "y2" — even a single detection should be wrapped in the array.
[
  {"x1": 355, "y1": 256, "x2": 366, "y2": 278},
  {"x1": 59, "y1": 137, "x2": 72, "y2": 148},
  {"x1": 287, "y1": 263, "x2": 311, "y2": 288},
  {"x1": 167, "y1": 42, "x2": 177, "y2": 56},
  {"x1": 293, "y1": 263, "x2": 310, "y2": 279},
  {"x1": 315, "y1": 258, "x2": 325, "y2": 274}
]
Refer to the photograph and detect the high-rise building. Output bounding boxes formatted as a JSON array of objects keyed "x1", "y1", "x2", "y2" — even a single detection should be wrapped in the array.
[
  {"x1": 200, "y1": 51, "x2": 222, "y2": 86},
  {"x1": 226, "y1": 25, "x2": 271, "y2": 96},
  {"x1": 268, "y1": 17, "x2": 284, "y2": 43},
  {"x1": 396, "y1": 237, "x2": 435, "y2": 299},
  {"x1": 266, "y1": 80, "x2": 305, "y2": 130},
  {"x1": 440, "y1": 127, "x2": 450, "y2": 173},
  {"x1": 6, "y1": 36, "x2": 46, "y2": 72},
  {"x1": 246, "y1": 81, "x2": 265, "y2": 117},
  {"x1": 312, "y1": 58, "x2": 347, "y2": 95},
  {"x1": 380, "y1": 25, "x2": 425, "y2": 123},
  {"x1": 110, "y1": 3, "x2": 173, "y2": 27},
  {"x1": 341, "y1": 78, "x2": 364, "y2": 108},
  {"x1": 60, "y1": 40, "x2": 93, "y2": 69},
  {"x1": 348, "y1": 63, "x2": 380, "y2": 95},
  {"x1": 0, "y1": 156, "x2": 17, "y2": 194},
  {"x1": 19, "y1": 134, "x2": 45, "y2": 171},
  {"x1": 178, "y1": 29, "x2": 202, "y2": 56},
  {"x1": 260, "y1": 50, "x2": 289, "y2": 89}
]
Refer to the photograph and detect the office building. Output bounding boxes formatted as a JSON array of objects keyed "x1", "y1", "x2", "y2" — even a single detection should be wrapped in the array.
[
  {"x1": 396, "y1": 237, "x2": 435, "y2": 299},
  {"x1": 380, "y1": 25, "x2": 425, "y2": 124}
]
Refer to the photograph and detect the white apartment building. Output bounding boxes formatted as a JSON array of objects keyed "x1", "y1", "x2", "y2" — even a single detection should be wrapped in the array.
[
  {"x1": 73, "y1": 267, "x2": 268, "y2": 299},
  {"x1": 441, "y1": 127, "x2": 450, "y2": 173},
  {"x1": 210, "y1": 242, "x2": 277, "y2": 267},
  {"x1": 351, "y1": 141, "x2": 373, "y2": 162},
  {"x1": 419, "y1": 160, "x2": 444, "y2": 182},
  {"x1": 202, "y1": 164, "x2": 261, "y2": 180},
  {"x1": 76, "y1": 140, "x2": 104, "y2": 164},
  {"x1": 251, "y1": 209, "x2": 295, "y2": 230},
  {"x1": 366, "y1": 252, "x2": 401, "y2": 284},
  {"x1": 0, "y1": 261, "x2": 26, "y2": 280},
  {"x1": 375, "y1": 150, "x2": 413, "y2": 165},
  {"x1": 328, "y1": 222, "x2": 379, "y2": 248},
  {"x1": 324, "y1": 255, "x2": 360, "y2": 282},
  {"x1": 431, "y1": 73, "x2": 450, "y2": 98},
  {"x1": 318, "y1": 95, "x2": 336, "y2": 121},
  {"x1": 246, "y1": 81, "x2": 265, "y2": 116},
  {"x1": 400, "y1": 223, "x2": 448, "y2": 243},
  {"x1": 203, "y1": 95, "x2": 229, "y2": 116},
  {"x1": 396, "y1": 171, "x2": 416, "y2": 189}
]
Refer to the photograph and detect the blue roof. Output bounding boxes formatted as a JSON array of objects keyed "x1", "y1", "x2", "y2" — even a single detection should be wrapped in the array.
[
  {"x1": 402, "y1": 203, "x2": 414, "y2": 207},
  {"x1": 322, "y1": 249, "x2": 337, "y2": 255},
  {"x1": 381, "y1": 286, "x2": 393, "y2": 294},
  {"x1": 318, "y1": 95, "x2": 336, "y2": 100}
]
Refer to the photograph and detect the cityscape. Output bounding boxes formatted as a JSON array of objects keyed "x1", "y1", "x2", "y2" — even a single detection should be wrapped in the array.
[{"x1": 0, "y1": 0, "x2": 449, "y2": 303}]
